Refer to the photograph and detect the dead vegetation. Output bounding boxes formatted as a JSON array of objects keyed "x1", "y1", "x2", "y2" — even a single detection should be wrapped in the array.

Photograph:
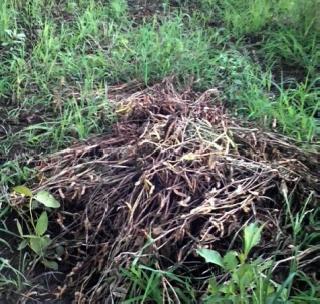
[{"x1": 14, "y1": 79, "x2": 319, "y2": 303}]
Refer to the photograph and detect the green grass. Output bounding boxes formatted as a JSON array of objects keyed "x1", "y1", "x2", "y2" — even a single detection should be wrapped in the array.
[
  {"x1": 0, "y1": 0, "x2": 319, "y2": 302},
  {"x1": 122, "y1": 264, "x2": 196, "y2": 303},
  {"x1": 222, "y1": 0, "x2": 272, "y2": 36},
  {"x1": 1, "y1": 0, "x2": 319, "y2": 149},
  {"x1": 123, "y1": 222, "x2": 320, "y2": 303}
]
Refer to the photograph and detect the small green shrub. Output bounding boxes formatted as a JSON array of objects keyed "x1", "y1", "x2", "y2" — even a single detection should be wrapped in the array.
[
  {"x1": 197, "y1": 223, "x2": 294, "y2": 304},
  {"x1": 12, "y1": 186, "x2": 60, "y2": 270}
]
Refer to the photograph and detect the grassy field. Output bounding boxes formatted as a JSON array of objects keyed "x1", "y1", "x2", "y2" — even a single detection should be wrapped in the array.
[{"x1": 0, "y1": 0, "x2": 319, "y2": 303}]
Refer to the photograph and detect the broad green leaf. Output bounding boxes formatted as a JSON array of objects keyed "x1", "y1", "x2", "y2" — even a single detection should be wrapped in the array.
[
  {"x1": 16, "y1": 219, "x2": 23, "y2": 236},
  {"x1": 42, "y1": 259, "x2": 58, "y2": 270},
  {"x1": 197, "y1": 248, "x2": 224, "y2": 268},
  {"x1": 13, "y1": 185, "x2": 32, "y2": 197},
  {"x1": 30, "y1": 236, "x2": 51, "y2": 256},
  {"x1": 17, "y1": 240, "x2": 28, "y2": 250},
  {"x1": 243, "y1": 223, "x2": 263, "y2": 258},
  {"x1": 34, "y1": 191, "x2": 60, "y2": 208},
  {"x1": 223, "y1": 251, "x2": 238, "y2": 271},
  {"x1": 35, "y1": 211, "x2": 48, "y2": 236}
]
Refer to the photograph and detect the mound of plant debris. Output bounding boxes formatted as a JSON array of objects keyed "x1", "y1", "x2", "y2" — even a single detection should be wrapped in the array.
[{"x1": 12, "y1": 79, "x2": 319, "y2": 303}]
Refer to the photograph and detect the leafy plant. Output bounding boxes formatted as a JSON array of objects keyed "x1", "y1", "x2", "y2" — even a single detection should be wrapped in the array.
[
  {"x1": 12, "y1": 185, "x2": 60, "y2": 269},
  {"x1": 197, "y1": 223, "x2": 294, "y2": 303}
]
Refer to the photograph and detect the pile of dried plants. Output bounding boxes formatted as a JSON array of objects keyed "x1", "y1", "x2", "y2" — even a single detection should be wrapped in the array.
[{"x1": 15, "y1": 79, "x2": 319, "y2": 302}]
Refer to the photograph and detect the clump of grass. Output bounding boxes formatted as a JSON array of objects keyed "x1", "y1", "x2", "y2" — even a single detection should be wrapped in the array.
[
  {"x1": 276, "y1": 0, "x2": 320, "y2": 36},
  {"x1": 271, "y1": 81, "x2": 319, "y2": 141},
  {"x1": 221, "y1": 0, "x2": 272, "y2": 36},
  {"x1": 0, "y1": 257, "x2": 27, "y2": 293},
  {"x1": 107, "y1": 14, "x2": 226, "y2": 87},
  {"x1": 0, "y1": 0, "x2": 16, "y2": 41},
  {"x1": 2, "y1": 93, "x2": 116, "y2": 153},
  {"x1": 220, "y1": 0, "x2": 320, "y2": 38},
  {"x1": 233, "y1": 69, "x2": 319, "y2": 141},
  {"x1": 0, "y1": 161, "x2": 35, "y2": 188},
  {"x1": 263, "y1": 29, "x2": 319, "y2": 75},
  {"x1": 122, "y1": 264, "x2": 196, "y2": 303},
  {"x1": 218, "y1": 0, "x2": 319, "y2": 79}
]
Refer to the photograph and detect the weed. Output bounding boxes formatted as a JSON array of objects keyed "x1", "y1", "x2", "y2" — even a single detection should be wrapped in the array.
[
  {"x1": 108, "y1": 14, "x2": 224, "y2": 87},
  {"x1": 197, "y1": 223, "x2": 295, "y2": 304},
  {"x1": 271, "y1": 81, "x2": 319, "y2": 141},
  {"x1": 263, "y1": 29, "x2": 320, "y2": 74},
  {"x1": 0, "y1": 161, "x2": 35, "y2": 187},
  {"x1": 277, "y1": 0, "x2": 320, "y2": 36},
  {"x1": 0, "y1": 257, "x2": 27, "y2": 291},
  {"x1": 123, "y1": 264, "x2": 196, "y2": 303},
  {"x1": 0, "y1": 0, "x2": 16, "y2": 42},
  {"x1": 222, "y1": 0, "x2": 272, "y2": 36},
  {"x1": 11, "y1": 186, "x2": 60, "y2": 270}
]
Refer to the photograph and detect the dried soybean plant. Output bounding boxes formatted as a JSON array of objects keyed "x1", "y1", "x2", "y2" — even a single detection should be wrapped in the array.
[{"x1": 18, "y1": 79, "x2": 319, "y2": 302}]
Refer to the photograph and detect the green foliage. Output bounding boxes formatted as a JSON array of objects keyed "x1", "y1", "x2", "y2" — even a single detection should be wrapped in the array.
[
  {"x1": 219, "y1": 54, "x2": 319, "y2": 142},
  {"x1": 276, "y1": 0, "x2": 320, "y2": 36},
  {"x1": 35, "y1": 211, "x2": 48, "y2": 236},
  {"x1": 243, "y1": 223, "x2": 263, "y2": 260},
  {"x1": 122, "y1": 264, "x2": 196, "y2": 303},
  {"x1": 12, "y1": 186, "x2": 60, "y2": 268},
  {"x1": 221, "y1": 0, "x2": 320, "y2": 38},
  {"x1": 28, "y1": 235, "x2": 51, "y2": 256},
  {"x1": 110, "y1": 0, "x2": 128, "y2": 19},
  {"x1": 107, "y1": 14, "x2": 225, "y2": 87},
  {"x1": 0, "y1": 162, "x2": 35, "y2": 187},
  {"x1": 271, "y1": 82, "x2": 319, "y2": 141},
  {"x1": 0, "y1": 0, "x2": 16, "y2": 42},
  {"x1": 12, "y1": 185, "x2": 32, "y2": 197},
  {"x1": 263, "y1": 29, "x2": 319, "y2": 74},
  {"x1": 0, "y1": 257, "x2": 27, "y2": 291},
  {"x1": 197, "y1": 248, "x2": 224, "y2": 267},
  {"x1": 223, "y1": 0, "x2": 272, "y2": 35},
  {"x1": 197, "y1": 223, "x2": 294, "y2": 304},
  {"x1": 33, "y1": 191, "x2": 60, "y2": 208}
]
